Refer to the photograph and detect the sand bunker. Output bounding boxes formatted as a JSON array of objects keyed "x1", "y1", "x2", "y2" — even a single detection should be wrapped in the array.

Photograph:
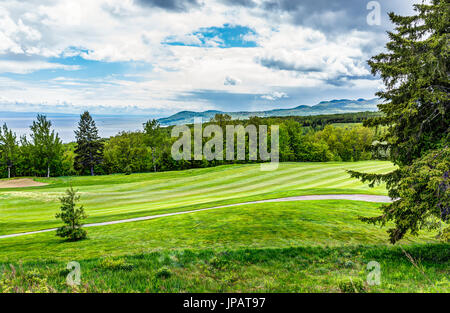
[{"x1": 0, "y1": 178, "x2": 48, "y2": 189}]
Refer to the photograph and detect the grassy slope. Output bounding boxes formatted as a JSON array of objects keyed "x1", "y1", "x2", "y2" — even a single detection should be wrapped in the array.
[
  {"x1": 0, "y1": 201, "x2": 448, "y2": 292},
  {"x1": 0, "y1": 200, "x2": 438, "y2": 262},
  {"x1": 0, "y1": 161, "x2": 395, "y2": 235},
  {"x1": 1, "y1": 162, "x2": 447, "y2": 293}
]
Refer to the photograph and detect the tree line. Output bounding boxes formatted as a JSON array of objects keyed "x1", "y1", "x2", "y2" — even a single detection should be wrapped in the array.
[{"x1": 0, "y1": 111, "x2": 386, "y2": 179}]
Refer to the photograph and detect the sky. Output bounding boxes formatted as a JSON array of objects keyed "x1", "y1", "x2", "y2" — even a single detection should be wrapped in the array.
[{"x1": 0, "y1": 0, "x2": 421, "y2": 118}]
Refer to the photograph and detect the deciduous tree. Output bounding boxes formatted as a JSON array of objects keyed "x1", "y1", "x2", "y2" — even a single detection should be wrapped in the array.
[
  {"x1": 143, "y1": 119, "x2": 168, "y2": 172},
  {"x1": 30, "y1": 115, "x2": 62, "y2": 178},
  {"x1": 0, "y1": 124, "x2": 18, "y2": 178}
]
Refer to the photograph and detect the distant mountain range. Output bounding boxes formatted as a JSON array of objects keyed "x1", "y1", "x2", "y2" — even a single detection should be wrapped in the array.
[{"x1": 157, "y1": 98, "x2": 381, "y2": 126}]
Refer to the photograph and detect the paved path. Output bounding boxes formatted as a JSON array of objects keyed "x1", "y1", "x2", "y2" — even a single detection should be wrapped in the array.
[{"x1": 0, "y1": 194, "x2": 392, "y2": 239}]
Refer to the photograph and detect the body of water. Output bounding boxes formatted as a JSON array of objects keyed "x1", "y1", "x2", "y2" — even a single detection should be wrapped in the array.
[{"x1": 0, "y1": 112, "x2": 154, "y2": 143}]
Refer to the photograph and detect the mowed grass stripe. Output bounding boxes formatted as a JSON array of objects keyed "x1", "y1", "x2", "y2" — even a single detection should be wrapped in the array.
[
  {"x1": 0, "y1": 165, "x2": 300, "y2": 218},
  {"x1": 0, "y1": 162, "x2": 392, "y2": 219},
  {"x1": 1, "y1": 163, "x2": 340, "y2": 215},
  {"x1": 0, "y1": 161, "x2": 395, "y2": 234},
  {"x1": 89, "y1": 163, "x2": 351, "y2": 211},
  {"x1": 85, "y1": 164, "x2": 266, "y2": 194},
  {"x1": 264, "y1": 163, "x2": 392, "y2": 192},
  {"x1": 87, "y1": 162, "x2": 389, "y2": 215},
  {"x1": 86, "y1": 164, "x2": 304, "y2": 202},
  {"x1": 0, "y1": 162, "x2": 391, "y2": 220},
  {"x1": 64, "y1": 162, "x2": 392, "y2": 217},
  {"x1": 96, "y1": 161, "x2": 390, "y2": 206},
  {"x1": 1, "y1": 161, "x2": 391, "y2": 209}
]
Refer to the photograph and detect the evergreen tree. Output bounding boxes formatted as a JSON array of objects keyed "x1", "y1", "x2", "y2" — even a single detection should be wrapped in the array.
[
  {"x1": 349, "y1": 0, "x2": 449, "y2": 243},
  {"x1": 55, "y1": 187, "x2": 87, "y2": 241},
  {"x1": 30, "y1": 114, "x2": 62, "y2": 178},
  {"x1": 0, "y1": 124, "x2": 19, "y2": 178},
  {"x1": 74, "y1": 111, "x2": 103, "y2": 176}
]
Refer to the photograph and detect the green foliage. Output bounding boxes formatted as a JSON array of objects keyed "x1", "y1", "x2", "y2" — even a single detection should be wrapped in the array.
[
  {"x1": 143, "y1": 119, "x2": 170, "y2": 172},
  {"x1": 359, "y1": 147, "x2": 449, "y2": 243},
  {"x1": 0, "y1": 124, "x2": 19, "y2": 178},
  {"x1": 0, "y1": 111, "x2": 386, "y2": 178},
  {"x1": 61, "y1": 143, "x2": 77, "y2": 176},
  {"x1": 350, "y1": 0, "x2": 450, "y2": 243},
  {"x1": 442, "y1": 226, "x2": 450, "y2": 242},
  {"x1": 102, "y1": 131, "x2": 152, "y2": 174},
  {"x1": 55, "y1": 187, "x2": 88, "y2": 241},
  {"x1": 74, "y1": 111, "x2": 104, "y2": 176},
  {"x1": 210, "y1": 113, "x2": 232, "y2": 129},
  {"x1": 315, "y1": 125, "x2": 374, "y2": 161},
  {"x1": 28, "y1": 114, "x2": 63, "y2": 177}
]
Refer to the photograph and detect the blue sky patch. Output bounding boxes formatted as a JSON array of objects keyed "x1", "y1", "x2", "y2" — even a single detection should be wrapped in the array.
[{"x1": 164, "y1": 24, "x2": 258, "y2": 48}]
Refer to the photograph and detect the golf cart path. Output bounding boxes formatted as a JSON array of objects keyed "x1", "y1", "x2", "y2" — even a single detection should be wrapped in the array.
[{"x1": 0, "y1": 194, "x2": 393, "y2": 239}]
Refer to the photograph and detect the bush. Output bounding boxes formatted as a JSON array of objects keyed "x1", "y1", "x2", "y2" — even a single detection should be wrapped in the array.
[{"x1": 56, "y1": 226, "x2": 87, "y2": 242}]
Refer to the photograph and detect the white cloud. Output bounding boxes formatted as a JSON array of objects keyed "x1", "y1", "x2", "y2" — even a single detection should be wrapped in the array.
[
  {"x1": 0, "y1": 0, "x2": 420, "y2": 114},
  {"x1": 0, "y1": 60, "x2": 80, "y2": 74},
  {"x1": 261, "y1": 91, "x2": 288, "y2": 101}
]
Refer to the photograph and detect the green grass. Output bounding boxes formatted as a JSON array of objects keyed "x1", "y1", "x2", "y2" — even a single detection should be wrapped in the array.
[
  {"x1": 0, "y1": 201, "x2": 448, "y2": 292},
  {"x1": 2, "y1": 245, "x2": 448, "y2": 293},
  {"x1": 0, "y1": 200, "x2": 439, "y2": 262},
  {"x1": 0, "y1": 161, "x2": 395, "y2": 235},
  {"x1": 1, "y1": 161, "x2": 447, "y2": 293}
]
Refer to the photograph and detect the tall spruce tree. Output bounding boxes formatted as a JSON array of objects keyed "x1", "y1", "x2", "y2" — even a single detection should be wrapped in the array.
[
  {"x1": 74, "y1": 111, "x2": 103, "y2": 176},
  {"x1": 30, "y1": 114, "x2": 62, "y2": 178},
  {"x1": 0, "y1": 124, "x2": 19, "y2": 178},
  {"x1": 349, "y1": 0, "x2": 449, "y2": 243}
]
